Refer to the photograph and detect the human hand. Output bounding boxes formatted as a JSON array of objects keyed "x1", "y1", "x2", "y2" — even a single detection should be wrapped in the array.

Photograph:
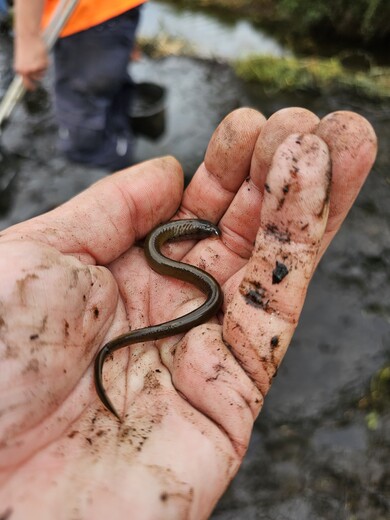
[
  {"x1": 0, "y1": 108, "x2": 377, "y2": 519},
  {"x1": 14, "y1": 33, "x2": 48, "y2": 90}
]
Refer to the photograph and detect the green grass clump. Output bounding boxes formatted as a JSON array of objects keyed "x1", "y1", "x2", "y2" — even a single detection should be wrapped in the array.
[
  {"x1": 358, "y1": 364, "x2": 390, "y2": 430},
  {"x1": 234, "y1": 55, "x2": 390, "y2": 101}
]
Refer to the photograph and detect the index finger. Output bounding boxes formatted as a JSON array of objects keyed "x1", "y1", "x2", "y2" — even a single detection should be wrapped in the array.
[{"x1": 178, "y1": 108, "x2": 266, "y2": 222}]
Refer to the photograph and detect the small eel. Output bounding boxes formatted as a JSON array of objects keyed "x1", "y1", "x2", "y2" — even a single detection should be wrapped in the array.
[{"x1": 94, "y1": 219, "x2": 224, "y2": 420}]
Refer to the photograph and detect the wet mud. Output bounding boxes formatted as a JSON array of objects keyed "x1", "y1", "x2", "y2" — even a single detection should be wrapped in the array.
[
  {"x1": 213, "y1": 78, "x2": 390, "y2": 520},
  {"x1": 1, "y1": 23, "x2": 389, "y2": 520}
]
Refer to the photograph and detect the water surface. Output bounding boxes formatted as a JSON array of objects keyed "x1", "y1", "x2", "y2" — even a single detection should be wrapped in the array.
[{"x1": 138, "y1": 1, "x2": 287, "y2": 60}]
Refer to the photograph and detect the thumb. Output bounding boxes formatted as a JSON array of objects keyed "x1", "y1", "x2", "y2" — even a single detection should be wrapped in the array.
[{"x1": 2, "y1": 157, "x2": 184, "y2": 265}]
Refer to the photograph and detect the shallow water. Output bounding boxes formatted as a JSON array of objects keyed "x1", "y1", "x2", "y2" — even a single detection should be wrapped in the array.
[
  {"x1": 137, "y1": 1, "x2": 288, "y2": 60},
  {"x1": 0, "y1": 2, "x2": 389, "y2": 518}
]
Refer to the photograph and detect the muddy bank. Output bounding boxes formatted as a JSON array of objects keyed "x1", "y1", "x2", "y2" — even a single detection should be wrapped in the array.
[
  {"x1": 1, "y1": 32, "x2": 389, "y2": 520},
  {"x1": 234, "y1": 55, "x2": 390, "y2": 103}
]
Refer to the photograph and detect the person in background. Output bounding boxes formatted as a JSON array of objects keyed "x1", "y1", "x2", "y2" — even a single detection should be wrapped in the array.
[{"x1": 13, "y1": 0, "x2": 148, "y2": 171}]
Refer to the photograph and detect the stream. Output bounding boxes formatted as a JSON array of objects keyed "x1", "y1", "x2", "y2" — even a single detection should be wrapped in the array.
[{"x1": 0, "y1": 2, "x2": 389, "y2": 519}]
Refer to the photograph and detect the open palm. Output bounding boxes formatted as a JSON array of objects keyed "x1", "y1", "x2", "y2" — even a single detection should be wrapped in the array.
[{"x1": 0, "y1": 108, "x2": 377, "y2": 520}]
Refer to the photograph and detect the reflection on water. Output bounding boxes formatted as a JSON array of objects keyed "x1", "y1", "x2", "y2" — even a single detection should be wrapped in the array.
[{"x1": 138, "y1": 1, "x2": 288, "y2": 60}]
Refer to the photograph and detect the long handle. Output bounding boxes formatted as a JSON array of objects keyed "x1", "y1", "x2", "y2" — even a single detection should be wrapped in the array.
[
  {"x1": 44, "y1": 0, "x2": 80, "y2": 49},
  {"x1": 0, "y1": 0, "x2": 79, "y2": 130}
]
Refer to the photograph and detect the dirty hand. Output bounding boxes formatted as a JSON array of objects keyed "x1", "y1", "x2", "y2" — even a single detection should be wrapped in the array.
[
  {"x1": 14, "y1": 33, "x2": 48, "y2": 90},
  {"x1": 0, "y1": 108, "x2": 377, "y2": 519}
]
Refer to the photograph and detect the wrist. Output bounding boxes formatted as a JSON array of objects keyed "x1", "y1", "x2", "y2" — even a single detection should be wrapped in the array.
[{"x1": 16, "y1": 31, "x2": 44, "y2": 47}]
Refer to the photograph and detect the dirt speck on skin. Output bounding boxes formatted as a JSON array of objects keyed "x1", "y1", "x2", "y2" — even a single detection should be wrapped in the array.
[
  {"x1": 206, "y1": 363, "x2": 226, "y2": 382},
  {"x1": 39, "y1": 315, "x2": 48, "y2": 334},
  {"x1": 35, "y1": 262, "x2": 51, "y2": 271},
  {"x1": 69, "y1": 268, "x2": 80, "y2": 289},
  {"x1": 316, "y1": 159, "x2": 332, "y2": 219},
  {"x1": 144, "y1": 370, "x2": 162, "y2": 391},
  {"x1": 144, "y1": 465, "x2": 194, "y2": 510},
  {"x1": 277, "y1": 183, "x2": 292, "y2": 211},
  {"x1": 22, "y1": 358, "x2": 40, "y2": 374},
  {"x1": 16, "y1": 273, "x2": 39, "y2": 305},
  {"x1": 259, "y1": 347, "x2": 279, "y2": 383},
  {"x1": 265, "y1": 223, "x2": 291, "y2": 243},
  {"x1": 160, "y1": 492, "x2": 169, "y2": 502},
  {"x1": 277, "y1": 196, "x2": 286, "y2": 211},
  {"x1": 3, "y1": 344, "x2": 19, "y2": 360},
  {"x1": 64, "y1": 319, "x2": 70, "y2": 338},
  {"x1": 239, "y1": 279, "x2": 273, "y2": 312},
  {"x1": 198, "y1": 257, "x2": 207, "y2": 271},
  {"x1": 118, "y1": 423, "x2": 150, "y2": 452}
]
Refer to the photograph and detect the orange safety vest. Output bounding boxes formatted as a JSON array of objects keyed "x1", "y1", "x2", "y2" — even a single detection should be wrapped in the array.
[{"x1": 42, "y1": 0, "x2": 147, "y2": 38}]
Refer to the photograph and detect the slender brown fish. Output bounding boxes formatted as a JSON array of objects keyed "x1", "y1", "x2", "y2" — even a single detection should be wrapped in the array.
[{"x1": 94, "y1": 219, "x2": 223, "y2": 419}]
